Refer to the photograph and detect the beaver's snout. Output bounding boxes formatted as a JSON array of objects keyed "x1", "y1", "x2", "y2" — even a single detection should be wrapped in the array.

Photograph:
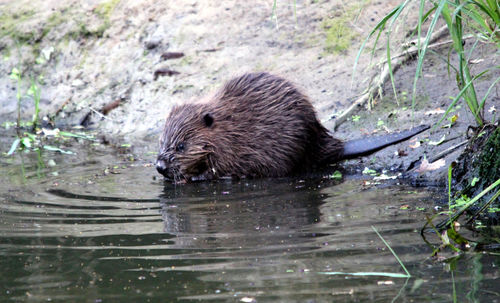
[{"x1": 155, "y1": 159, "x2": 169, "y2": 177}]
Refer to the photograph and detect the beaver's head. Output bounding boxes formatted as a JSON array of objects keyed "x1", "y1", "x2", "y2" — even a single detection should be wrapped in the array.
[{"x1": 156, "y1": 103, "x2": 217, "y2": 182}]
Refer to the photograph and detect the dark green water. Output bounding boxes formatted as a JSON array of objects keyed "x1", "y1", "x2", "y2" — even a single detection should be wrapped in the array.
[{"x1": 0, "y1": 144, "x2": 499, "y2": 302}]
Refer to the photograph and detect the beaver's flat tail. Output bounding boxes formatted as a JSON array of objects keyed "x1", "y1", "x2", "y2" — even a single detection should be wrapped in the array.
[{"x1": 341, "y1": 125, "x2": 430, "y2": 159}]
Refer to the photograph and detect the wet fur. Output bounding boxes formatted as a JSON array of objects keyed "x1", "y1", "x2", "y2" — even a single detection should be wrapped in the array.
[{"x1": 157, "y1": 72, "x2": 423, "y2": 182}]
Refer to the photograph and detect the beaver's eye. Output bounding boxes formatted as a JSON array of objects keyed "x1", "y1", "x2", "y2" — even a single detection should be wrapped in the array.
[{"x1": 176, "y1": 142, "x2": 185, "y2": 152}]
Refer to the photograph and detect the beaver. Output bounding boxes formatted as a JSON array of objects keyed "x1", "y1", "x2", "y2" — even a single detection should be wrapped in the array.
[{"x1": 156, "y1": 72, "x2": 429, "y2": 182}]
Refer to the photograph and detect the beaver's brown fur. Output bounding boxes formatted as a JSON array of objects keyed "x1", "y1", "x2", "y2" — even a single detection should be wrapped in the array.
[{"x1": 156, "y1": 72, "x2": 427, "y2": 182}]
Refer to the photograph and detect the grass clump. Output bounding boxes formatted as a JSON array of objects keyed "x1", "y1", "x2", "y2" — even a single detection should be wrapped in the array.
[
  {"x1": 0, "y1": 9, "x2": 36, "y2": 40},
  {"x1": 323, "y1": 16, "x2": 357, "y2": 54},
  {"x1": 95, "y1": 0, "x2": 121, "y2": 19},
  {"x1": 357, "y1": 0, "x2": 499, "y2": 126},
  {"x1": 322, "y1": 5, "x2": 361, "y2": 54}
]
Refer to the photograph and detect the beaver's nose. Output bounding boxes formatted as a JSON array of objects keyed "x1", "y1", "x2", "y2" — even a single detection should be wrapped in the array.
[{"x1": 156, "y1": 159, "x2": 168, "y2": 176}]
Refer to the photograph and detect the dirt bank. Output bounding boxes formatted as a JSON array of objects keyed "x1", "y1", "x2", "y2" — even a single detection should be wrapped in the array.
[{"x1": 1, "y1": 0, "x2": 498, "y2": 182}]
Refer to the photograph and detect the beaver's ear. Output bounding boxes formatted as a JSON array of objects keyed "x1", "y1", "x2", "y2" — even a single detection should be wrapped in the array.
[
  {"x1": 203, "y1": 113, "x2": 214, "y2": 127},
  {"x1": 203, "y1": 114, "x2": 214, "y2": 127}
]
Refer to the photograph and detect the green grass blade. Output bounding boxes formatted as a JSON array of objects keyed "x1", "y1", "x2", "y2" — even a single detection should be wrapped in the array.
[
  {"x1": 452, "y1": 270, "x2": 457, "y2": 303},
  {"x1": 466, "y1": 38, "x2": 481, "y2": 63},
  {"x1": 457, "y1": 3, "x2": 494, "y2": 36},
  {"x1": 352, "y1": 4, "x2": 404, "y2": 82},
  {"x1": 448, "y1": 164, "x2": 453, "y2": 222},
  {"x1": 470, "y1": 0, "x2": 500, "y2": 27},
  {"x1": 386, "y1": 32, "x2": 398, "y2": 104},
  {"x1": 479, "y1": 73, "x2": 500, "y2": 111},
  {"x1": 384, "y1": 0, "x2": 412, "y2": 103},
  {"x1": 466, "y1": 188, "x2": 500, "y2": 224},
  {"x1": 411, "y1": 0, "x2": 447, "y2": 111},
  {"x1": 438, "y1": 178, "x2": 500, "y2": 229},
  {"x1": 318, "y1": 271, "x2": 409, "y2": 278},
  {"x1": 271, "y1": 0, "x2": 278, "y2": 27},
  {"x1": 435, "y1": 69, "x2": 489, "y2": 128},
  {"x1": 372, "y1": 225, "x2": 411, "y2": 277}
]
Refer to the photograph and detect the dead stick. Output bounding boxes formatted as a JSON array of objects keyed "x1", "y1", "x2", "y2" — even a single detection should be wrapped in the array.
[{"x1": 429, "y1": 140, "x2": 468, "y2": 163}]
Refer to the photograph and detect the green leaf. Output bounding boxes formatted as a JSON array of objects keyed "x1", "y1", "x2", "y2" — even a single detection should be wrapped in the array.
[
  {"x1": 362, "y1": 167, "x2": 377, "y2": 175},
  {"x1": 7, "y1": 138, "x2": 20, "y2": 155},
  {"x1": 43, "y1": 145, "x2": 74, "y2": 154},
  {"x1": 329, "y1": 170, "x2": 343, "y2": 180},
  {"x1": 429, "y1": 135, "x2": 446, "y2": 145},
  {"x1": 9, "y1": 67, "x2": 21, "y2": 80},
  {"x1": 446, "y1": 226, "x2": 469, "y2": 245},
  {"x1": 21, "y1": 137, "x2": 32, "y2": 148}
]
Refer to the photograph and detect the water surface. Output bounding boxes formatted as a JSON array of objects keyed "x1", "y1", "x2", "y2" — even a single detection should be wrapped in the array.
[{"x1": 0, "y1": 144, "x2": 498, "y2": 302}]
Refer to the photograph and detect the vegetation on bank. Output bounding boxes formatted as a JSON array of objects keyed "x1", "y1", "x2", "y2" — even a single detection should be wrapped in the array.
[
  {"x1": 1, "y1": 1, "x2": 120, "y2": 158},
  {"x1": 358, "y1": 0, "x2": 499, "y2": 252}
]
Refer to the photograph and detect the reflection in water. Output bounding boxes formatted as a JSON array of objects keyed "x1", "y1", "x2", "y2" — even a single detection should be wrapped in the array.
[
  {"x1": 0, "y1": 164, "x2": 499, "y2": 302},
  {"x1": 160, "y1": 179, "x2": 323, "y2": 251}
]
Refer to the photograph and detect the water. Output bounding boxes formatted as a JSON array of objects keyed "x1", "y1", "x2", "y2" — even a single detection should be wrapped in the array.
[{"x1": 0, "y1": 142, "x2": 499, "y2": 302}]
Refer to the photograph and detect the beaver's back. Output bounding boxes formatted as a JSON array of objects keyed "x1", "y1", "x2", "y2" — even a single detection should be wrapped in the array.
[{"x1": 205, "y1": 72, "x2": 340, "y2": 177}]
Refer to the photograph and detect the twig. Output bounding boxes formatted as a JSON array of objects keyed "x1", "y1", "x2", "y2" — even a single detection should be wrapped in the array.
[
  {"x1": 54, "y1": 98, "x2": 71, "y2": 117},
  {"x1": 429, "y1": 140, "x2": 468, "y2": 163},
  {"x1": 89, "y1": 106, "x2": 116, "y2": 122},
  {"x1": 332, "y1": 25, "x2": 449, "y2": 130},
  {"x1": 404, "y1": 25, "x2": 449, "y2": 49},
  {"x1": 379, "y1": 34, "x2": 474, "y2": 66}
]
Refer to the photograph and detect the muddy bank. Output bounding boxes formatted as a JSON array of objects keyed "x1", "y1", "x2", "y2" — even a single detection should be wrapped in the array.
[
  {"x1": 1, "y1": 0, "x2": 382, "y2": 139},
  {"x1": 1, "y1": 0, "x2": 499, "y2": 182}
]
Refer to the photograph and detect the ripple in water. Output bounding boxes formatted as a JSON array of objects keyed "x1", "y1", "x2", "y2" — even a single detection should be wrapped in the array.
[{"x1": 0, "y1": 162, "x2": 498, "y2": 302}]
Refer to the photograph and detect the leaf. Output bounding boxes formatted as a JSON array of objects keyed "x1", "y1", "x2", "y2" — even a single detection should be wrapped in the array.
[
  {"x1": 27, "y1": 82, "x2": 38, "y2": 96},
  {"x1": 43, "y1": 145, "x2": 74, "y2": 154},
  {"x1": 363, "y1": 167, "x2": 378, "y2": 175},
  {"x1": 409, "y1": 140, "x2": 421, "y2": 149},
  {"x1": 21, "y1": 137, "x2": 32, "y2": 148},
  {"x1": 59, "y1": 131, "x2": 95, "y2": 140},
  {"x1": 429, "y1": 135, "x2": 446, "y2": 145},
  {"x1": 41, "y1": 46, "x2": 54, "y2": 60},
  {"x1": 7, "y1": 138, "x2": 20, "y2": 155},
  {"x1": 447, "y1": 225, "x2": 469, "y2": 246},
  {"x1": 9, "y1": 67, "x2": 20, "y2": 80},
  {"x1": 329, "y1": 170, "x2": 343, "y2": 180},
  {"x1": 42, "y1": 128, "x2": 61, "y2": 137},
  {"x1": 374, "y1": 173, "x2": 398, "y2": 180},
  {"x1": 416, "y1": 158, "x2": 446, "y2": 172},
  {"x1": 448, "y1": 114, "x2": 458, "y2": 123},
  {"x1": 425, "y1": 108, "x2": 445, "y2": 115}
]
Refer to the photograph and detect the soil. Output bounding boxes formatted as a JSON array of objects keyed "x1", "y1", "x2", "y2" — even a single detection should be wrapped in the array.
[{"x1": 1, "y1": 0, "x2": 499, "y2": 183}]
